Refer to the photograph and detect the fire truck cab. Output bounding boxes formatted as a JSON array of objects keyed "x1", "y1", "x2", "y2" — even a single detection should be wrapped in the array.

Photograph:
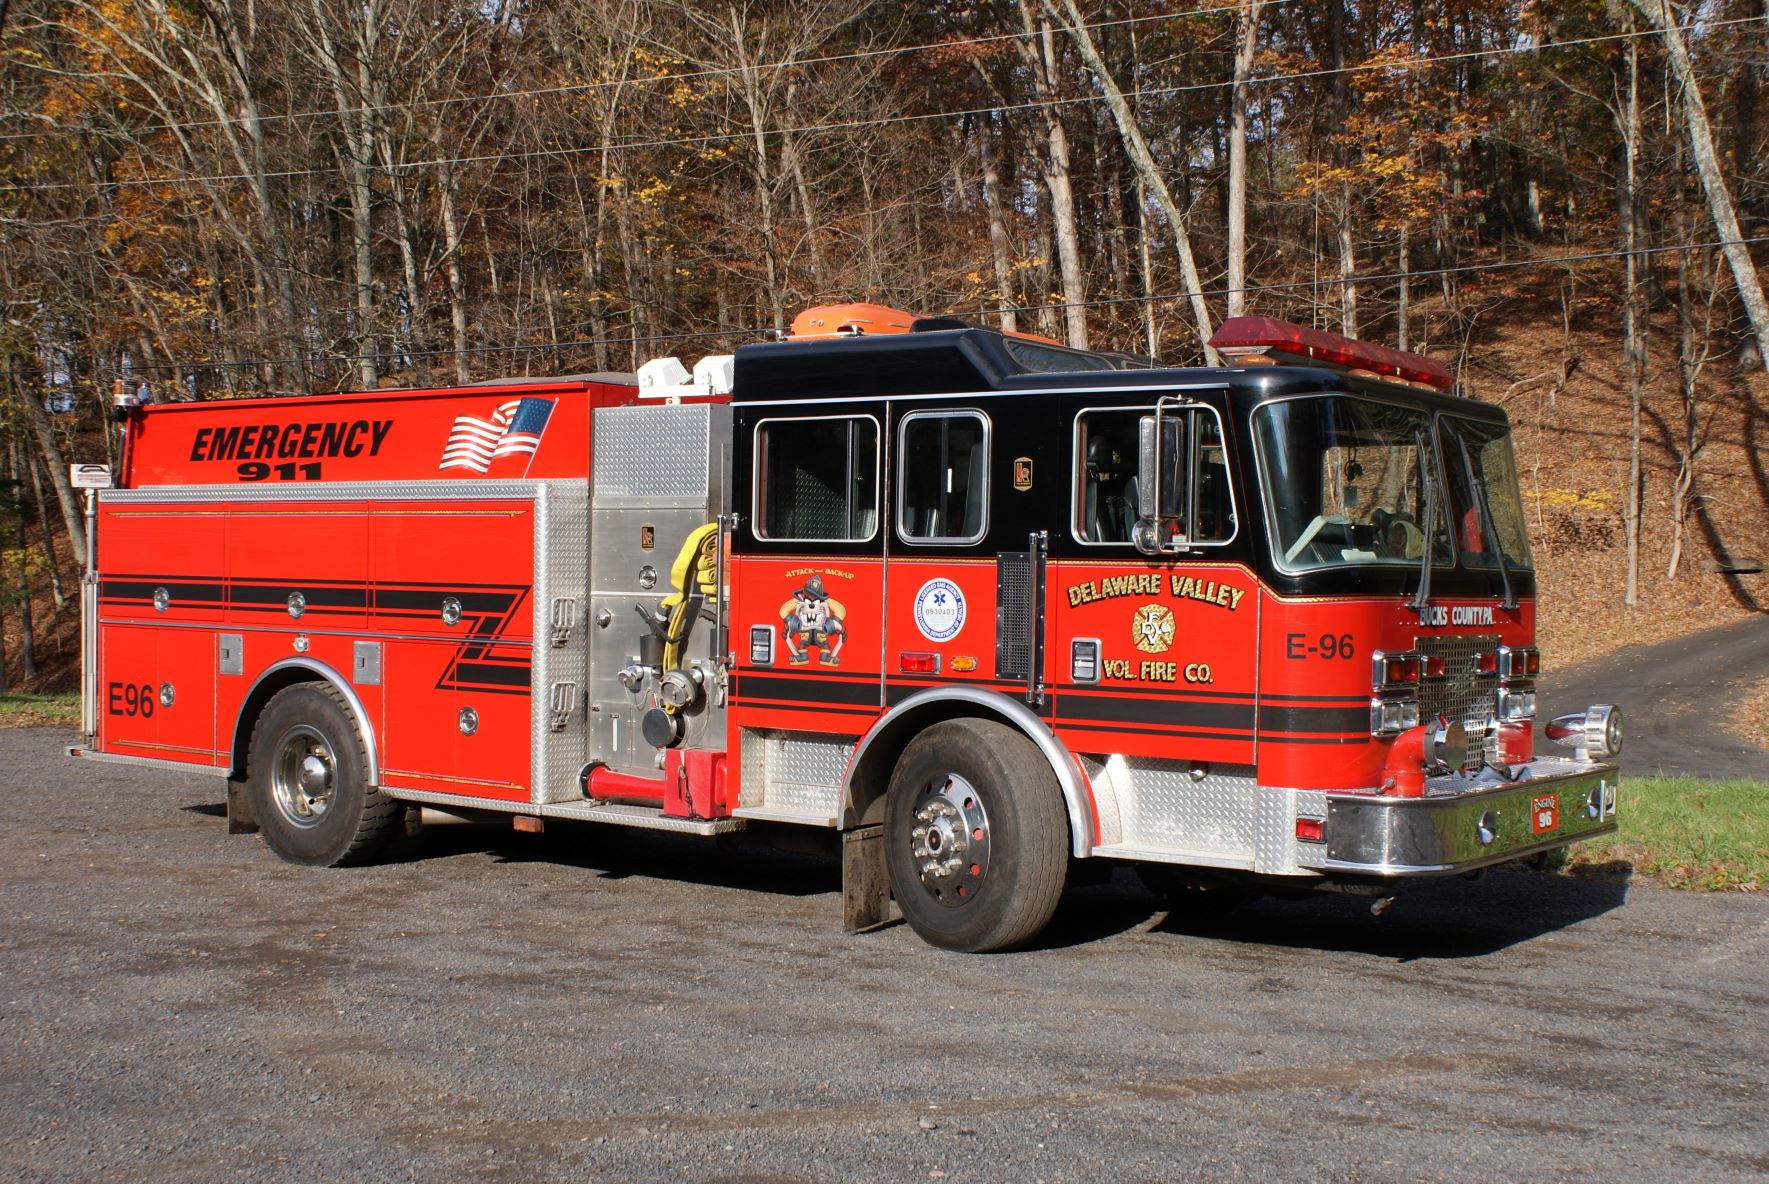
[{"x1": 72, "y1": 305, "x2": 1622, "y2": 951}]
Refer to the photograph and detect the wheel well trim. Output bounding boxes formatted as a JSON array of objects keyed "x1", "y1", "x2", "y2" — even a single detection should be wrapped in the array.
[
  {"x1": 843, "y1": 687, "x2": 1096, "y2": 857},
  {"x1": 230, "y1": 658, "x2": 380, "y2": 786}
]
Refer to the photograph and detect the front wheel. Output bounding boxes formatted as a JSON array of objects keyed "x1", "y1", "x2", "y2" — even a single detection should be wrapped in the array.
[
  {"x1": 246, "y1": 682, "x2": 399, "y2": 867},
  {"x1": 884, "y1": 719, "x2": 1069, "y2": 952}
]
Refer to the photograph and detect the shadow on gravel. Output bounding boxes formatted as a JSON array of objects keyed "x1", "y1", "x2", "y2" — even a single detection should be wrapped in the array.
[
  {"x1": 207, "y1": 804, "x2": 1633, "y2": 955},
  {"x1": 1155, "y1": 869, "x2": 1633, "y2": 961},
  {"x1": 397, "y1": 818, "x2": 844, "y2": 898},
  {"x1": 181, "y1": 802, "x2": 227, "y2": 818}
]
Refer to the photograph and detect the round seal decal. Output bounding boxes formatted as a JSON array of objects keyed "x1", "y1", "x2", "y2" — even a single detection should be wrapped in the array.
[{"x1": 913, "y1": 578, "x2": 966, "y2": 642}]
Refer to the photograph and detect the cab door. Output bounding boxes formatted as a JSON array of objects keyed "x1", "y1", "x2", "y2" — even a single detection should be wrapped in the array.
[
  {"x1": 1049, "y1": 396, "x2": 1256, "y2": 768},
  {"x1": 881, "y1": 407, "x2": 1004, "y2": 706},
  {"x1": 727, "y1": 411, "x2": 886, "y2": 737}
]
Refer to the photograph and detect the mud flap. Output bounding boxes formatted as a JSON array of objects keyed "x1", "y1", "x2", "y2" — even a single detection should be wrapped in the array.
[
  {"x1": 841, "y1": 823, "x2": 893, "y2": 933},
  {"x1": 226, "y1": 776, "x2": 259, "y2": 835}
]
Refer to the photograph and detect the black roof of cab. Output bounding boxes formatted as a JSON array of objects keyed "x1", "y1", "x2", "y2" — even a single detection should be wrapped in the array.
[{"x1": 729, "y1": 325, "x2": 1507, "y2": 426}]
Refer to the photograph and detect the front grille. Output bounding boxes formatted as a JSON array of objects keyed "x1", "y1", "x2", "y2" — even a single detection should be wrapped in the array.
[{"x1": 1416, "y1": 633, "x2": 1500, "y2": 770}]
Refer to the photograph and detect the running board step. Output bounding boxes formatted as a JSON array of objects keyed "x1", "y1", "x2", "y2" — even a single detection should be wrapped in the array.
[{"x1": 383, "y1": 787, "x2": 747, "y2": 836}]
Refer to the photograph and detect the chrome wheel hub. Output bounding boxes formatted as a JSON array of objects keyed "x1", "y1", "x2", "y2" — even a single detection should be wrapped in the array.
[
  {"x1": 270, "y1": 726, "x2": 336, "y2": 829},
  {"x1": 908, "y1": 773, "x2": 990, "y2": 907}
]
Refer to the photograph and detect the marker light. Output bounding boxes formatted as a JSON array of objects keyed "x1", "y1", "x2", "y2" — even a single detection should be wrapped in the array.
[
  {"x1": 1372, "y1": 651, "x2": 1422, "y2": 691},
  {"x1": 1071, "y1": 639, "x2": 1100, "y2": 684},
  {"x1": 1422, "y1": 655, "x2": 1448, "y2": 680},
  {"x1": 898, "y1": 652, "x2": 940, "y2": 674},
  {"x1": 1207, "y1": 317, "x2": 1456, "y2": 389},
  {"x1": 1498, "y1": 645, "x2": 1540, "y2": 681},
  {"x1": 1472, "y1": 651, "x2": 1499, "y2": 676},
  {"x1": 1295, "y1": 818, "x2": 1325, "y2": 844}
]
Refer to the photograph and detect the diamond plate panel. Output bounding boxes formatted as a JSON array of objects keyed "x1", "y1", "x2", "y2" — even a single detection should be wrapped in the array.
[
  {"x1": 1417, "y1": 633, "x2": 1500, "y2": 770},
  {"x1": 531, "y1": 482, "x2": 592, "y2": 804},
  {"x1": 1254, "y1": 786, "x2": 1331, "y2": 873},
  {"x1": 1077, "y1": 755, "x2": 1124, "y2": 846},
  {"x1": 1115, "y1": 758, "x2": 1258, "y2": 856},
  {"x1": 592, "y1": 405, "x2": 729, "y2": 505},
  {"x1": 738, "y1": 728, "x2": 849, "y2": 821},
  {"x1": 1294, "y1": 790, "x2": 1330, "y2": 868}
]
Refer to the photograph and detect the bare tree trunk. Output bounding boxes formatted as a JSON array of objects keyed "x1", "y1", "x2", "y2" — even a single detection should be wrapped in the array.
[
  {"x1": 1331, "y1": 0, "x2": 1356, "y2": 336},
  {"x1": 1667, "y1": 138, "x2": 1712, "y2": 580},
  {"x1": 1397, "y1": 223, "x2": 1411, "y2": 351},
  {"x1": 6, "y1": 357, "x2": 87, "y2": 561},
  {"x1": 11, "y1": 443, "x2": 36, "y2": 682},
  {"x1": 437, "y1": 168, "x2": 473, "y2": 385},
  {"x1": 385, "y1": 173, "x2": 429, "y2": 385},
  {"x1": 1047, "y1": 0, "x2": 1214, "y2": 358},
  {"x1": 1631, "y1": 0, "x2": 1769, "y2": 373},
  {"x1": 1616, "y1": 27, "x2": 1646, "y2": 608},
  {"x1": 1137, "y1": 173, "x2": 1157, "y2": 356},
  {"x1": 1018, "y1": 2, "x2": 1088, "y2": 349},
  {"x1": 783, "y1": 80, "x2": 823, "y2": 292},
  {"x1": 1225, "y1": 0, "x2": 1263, "y2": 318},
  {"x1": 976, "y1": 118, "x2": 1020, "y2": 333},
  {"x1": 26, "y1": 452, "x2": 64, "y2": 613},
  {"x1": 303, "y1": 0, "x2": 383, "y2": 389}
]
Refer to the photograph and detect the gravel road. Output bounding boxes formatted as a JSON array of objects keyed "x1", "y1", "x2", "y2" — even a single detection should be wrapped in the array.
[{"x1": 4, "y1": 726, "x2": 1766, "y2": 1183}]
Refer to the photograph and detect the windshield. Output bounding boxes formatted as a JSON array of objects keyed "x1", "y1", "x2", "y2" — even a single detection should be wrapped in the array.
[
  {"x1": 1442, "y1": 415, "x2": 1534, "y2": 570},
  {"x1": 1253, "y1": 396, "x2": 1453, "y2": 571}
]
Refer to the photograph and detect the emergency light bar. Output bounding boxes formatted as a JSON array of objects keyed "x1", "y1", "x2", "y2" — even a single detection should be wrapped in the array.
[{"x1": 1208, "y1": 316, "x2": 1456, "y2": 390}]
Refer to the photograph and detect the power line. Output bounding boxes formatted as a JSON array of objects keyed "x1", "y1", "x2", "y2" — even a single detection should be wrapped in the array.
[
  {"x1": 51, "y1": 234, "x2": 1765, "y2": 383},
  {"x1": 7, "y1": 14, "x2": 1759, "y2": 194},
  {"x1": 0, "y1": 0, "x2": 1289, "y2": 144}
]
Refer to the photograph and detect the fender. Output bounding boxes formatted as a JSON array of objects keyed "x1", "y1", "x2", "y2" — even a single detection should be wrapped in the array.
[
  {"x1": 230, "y1": 657, "x2": 381, "y2": 786},
  {"x1": 842, "y1": 686, "x2": 1097, "y2": 857}
]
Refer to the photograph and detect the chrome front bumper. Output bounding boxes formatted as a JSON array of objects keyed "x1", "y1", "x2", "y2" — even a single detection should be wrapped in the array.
[{"x1": 1321, "y1": 760, "x2": 1620, "y2": 876}]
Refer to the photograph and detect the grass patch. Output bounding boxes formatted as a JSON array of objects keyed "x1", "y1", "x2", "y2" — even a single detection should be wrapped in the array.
[
  {"x1": 1564, "y1": 777, "x2": 1769, "y2": 892},
  {"x1": 0, "y1": 691, "x2": 81, "y2": 728}
]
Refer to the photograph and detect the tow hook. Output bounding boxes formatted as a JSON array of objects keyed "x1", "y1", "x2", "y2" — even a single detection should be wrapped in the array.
[{"x1": 1369, "y1": 895, "x2": 1397, "y2": 918}]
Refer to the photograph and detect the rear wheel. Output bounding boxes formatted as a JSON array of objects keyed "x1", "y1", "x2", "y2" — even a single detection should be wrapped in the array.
[
  {"x1": 247, "y1": 682, "x2": 399, "y2": 867},
  {"x1": 884, "y1": 719, "x2": 1068, "y2": 952}
]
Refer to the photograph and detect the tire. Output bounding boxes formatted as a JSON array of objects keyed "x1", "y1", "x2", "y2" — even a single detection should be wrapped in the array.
[
  {"x1": 246, "y1": 682, "x2": 399, "y2": 868},
  {"x1": 884, "y1": 719, "x2": 1069, "y2": 952}
]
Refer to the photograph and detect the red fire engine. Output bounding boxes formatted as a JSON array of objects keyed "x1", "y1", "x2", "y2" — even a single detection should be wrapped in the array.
[{"x1": 70, "y1": 305, "x2": 1622, "y2": 951}]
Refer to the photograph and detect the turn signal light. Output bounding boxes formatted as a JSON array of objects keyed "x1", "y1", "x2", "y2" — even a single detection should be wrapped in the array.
[
  {"x1": 1472, "y1": 651, "x2": 1499, "y2": 676},
  {"x1": 1498, "y1": 645, "x2": 1540, "y2": 680},
  {"x1": 1422, "y1": 655, "x2": 1447, "y2": 679},
  {"x1": 1372, "y1": 651, "x2": 1422, "y2": 690}
]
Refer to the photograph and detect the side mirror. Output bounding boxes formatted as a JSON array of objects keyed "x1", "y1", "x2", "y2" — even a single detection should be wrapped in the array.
[{"x1": 1137, "y1": 414, "x2": 1185, "y2": 553}]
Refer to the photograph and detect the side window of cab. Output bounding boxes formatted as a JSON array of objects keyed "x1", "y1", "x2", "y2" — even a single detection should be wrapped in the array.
[
  {"x1": 897, "y1": 410, "x2": 989, "y2": 545},
  {"x1": 1073, "y1": 405, "x2": 1234, "y2": 546},
  {"x1": 753, "y1": 415, "x2": 880, "y2": 542}
]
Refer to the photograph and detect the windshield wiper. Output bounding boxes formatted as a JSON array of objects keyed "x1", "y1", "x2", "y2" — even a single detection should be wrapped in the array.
[
  {"x1": 1410, "y1": 429, "x2": 1436, "y2": 624},
  {"x1": 1454, "y1": 432, "x2": 1518, "y2": 611}
]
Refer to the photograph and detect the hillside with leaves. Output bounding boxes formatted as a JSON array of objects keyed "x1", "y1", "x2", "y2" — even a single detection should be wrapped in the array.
[{"x1": 1, "y1": 0, "x2": 1766, "y2": 691}]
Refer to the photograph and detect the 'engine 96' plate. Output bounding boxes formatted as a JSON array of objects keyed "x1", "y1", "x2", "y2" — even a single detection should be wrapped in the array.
[{"x1": 1529, "y1": 793, "x2": 1559, "y2": 835}]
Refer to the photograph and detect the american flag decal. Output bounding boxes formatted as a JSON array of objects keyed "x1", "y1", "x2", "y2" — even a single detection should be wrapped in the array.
[{"x1": 439, "y1": 396, "x2": 554, "y2": 473}]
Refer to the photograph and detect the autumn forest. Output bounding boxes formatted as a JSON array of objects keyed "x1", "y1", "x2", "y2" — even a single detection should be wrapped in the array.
[{"x1": 1, "y1": 0, "x2": 1768, "y2": 687}]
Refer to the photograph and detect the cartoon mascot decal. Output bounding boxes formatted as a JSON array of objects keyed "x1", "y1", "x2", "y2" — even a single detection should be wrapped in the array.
[{"x1": 780, "y1": 574, "x2": 846, "y2": 666}]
